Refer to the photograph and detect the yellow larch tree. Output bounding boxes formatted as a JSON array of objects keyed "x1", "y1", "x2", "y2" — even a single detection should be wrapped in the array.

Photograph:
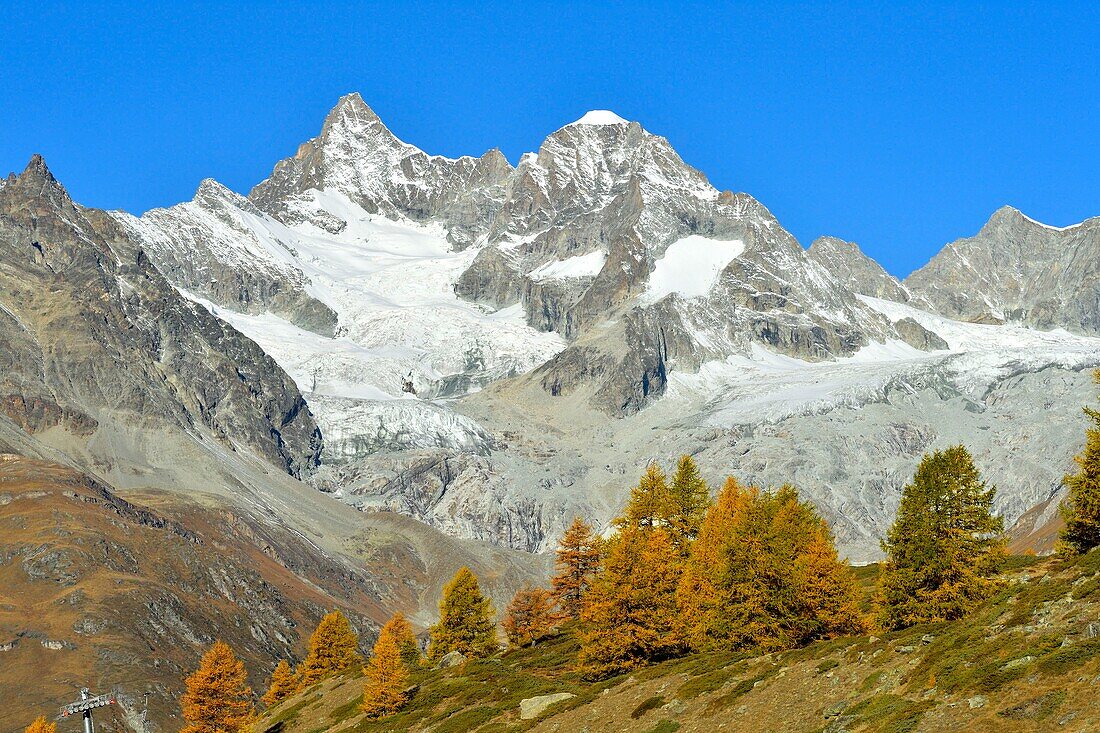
[
  {"x1": 667, "y1": 455, "x2": 711, "y2": 547},
  {"x1": 1061, "y1": 370, "x2": 1100, "y2": 554},
  {"x1": 617, "y1": 462, "x2": 673, "y2": 530},
  {"x1": 380, "y1": 612, "x2": 422, "y2": 665},
  {"x1": 24, "y1": 717, "x2": 56, "y2": 733},
  {"x1": 261, "y1": 659, "x2": 299, "y2": 707},
  {"x1": 181, "y1": 640, "x2": 254, "y2": 733},
  {"x1": 361, "y1": 624, "x2": 409, "y2": 718},
  {"x1": 297, "y1": 610, "x2": 363, "y2": 688},
  {"x1": 427, "y1": 566, "x2": 497, "y2": 661}
]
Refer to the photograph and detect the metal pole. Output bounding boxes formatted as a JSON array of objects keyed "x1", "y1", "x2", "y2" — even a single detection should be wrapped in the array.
[{"x1": 80, "y1": 689, "x2": 94, "y2": 733}]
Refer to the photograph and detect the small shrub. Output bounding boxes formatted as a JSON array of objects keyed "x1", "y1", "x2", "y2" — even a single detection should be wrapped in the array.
[
  {"x1": 645, "y1": 721, "x2": 681, "y2": 733},
  {"x1": 631, "y1": 695, "x2": 665, "y2": 719},
  {"x1": 845, "y1": 694, "x2": 933, "y2": 733},
  {"x1": 676, "y1": 669, "x2": 735, "y2": 700},
  {"x1": 816, "y1": 658, "x2": 840, "y2": 674},
  {"x1": 1036, "y1": 638, "x2": 1100, "y2": 675}
]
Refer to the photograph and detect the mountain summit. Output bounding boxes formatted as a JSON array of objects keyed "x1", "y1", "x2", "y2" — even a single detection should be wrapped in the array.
[{"x1": 99, "y1": 95, "x2": 1100, "y2": 563}]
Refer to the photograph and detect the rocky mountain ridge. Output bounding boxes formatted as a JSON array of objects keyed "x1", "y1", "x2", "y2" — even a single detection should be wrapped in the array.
[
  {"x1": 28, "y1": 94, "x2": 1100, "y2": 561},
  {"x1": 906, "y1": 205, "x2": 1100, "y2": 334}
]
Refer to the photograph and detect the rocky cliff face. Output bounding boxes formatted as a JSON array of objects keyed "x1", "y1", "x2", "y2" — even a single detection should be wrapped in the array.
[
  {"x1": 806, "y1": 236, "x2": 912, "y2": 302},
  {"x1": 906, "y1": 206, "x2": 1100, "y2": 333},
  {"x1": 0, "y1": 156, "x2": 322, "y2": 478},
  {"x1": 114, "y1": 179, "x2": 338, "y2": 335},
  {"x1": 249, "y1": 92, "x2": 513, "y2": 249}
]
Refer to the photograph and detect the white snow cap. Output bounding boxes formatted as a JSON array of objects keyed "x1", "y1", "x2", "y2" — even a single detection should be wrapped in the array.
[{"x1": 570, "y1": 110, "x2": 629, "y2": 126}]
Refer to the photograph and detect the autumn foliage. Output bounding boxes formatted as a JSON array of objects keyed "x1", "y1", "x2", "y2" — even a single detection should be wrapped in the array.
[
  {"x1": 261, "y1": 659, "x2": 298, "y2": 707},
  {"x1": 578, "y1": 526, "x2": 686, "y2": 678},
  {"x1": 550, "y1": 517, "x2": 601, "y2": 620},
  {"x1": 361, "y1": 622, "x2": 410, "y2": 718},
  {"x1": 1061, "y1": 370, "x2": 1100, "y2": 554},
  {"x1": 380, "y1": 612, "x2": 422, "y2": 664},
  {"x1": 677, "y1": 480, "x2": 864, "y2": 652},
  {"x1": 24, "y1": 717, "x2": 56, "y2": 733},
  {"x1": 502, "y1": 586, "x2": 557, "y2": 647},
  {"x1": 578, "y1": 458, "x2": 867, "y2": 678},
  {"x1": 298, "y1": 610, "x2": 363, "y2": 687},
  {"x1": 181, "y1": 641, "x2": 254, "y2": 733},
  {"x1": 428, "y1": 566, "x2": 497, "y2": 660}
]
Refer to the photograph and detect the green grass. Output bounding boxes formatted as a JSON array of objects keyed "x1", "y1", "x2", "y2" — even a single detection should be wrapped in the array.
[
  {"x1": 815, "y1": 658, "x2": 840, "y2": 674},
  {"x1": 844, "y1": 694, "x2": 934, "y2": 733}
]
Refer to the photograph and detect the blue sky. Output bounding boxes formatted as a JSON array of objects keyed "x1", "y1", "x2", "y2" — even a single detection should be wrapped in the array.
[{"x1": 2, "y1": 2, "x2": 1097, "y2": 277}]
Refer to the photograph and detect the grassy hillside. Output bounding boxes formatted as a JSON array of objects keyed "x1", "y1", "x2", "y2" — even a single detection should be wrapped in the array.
[
  {"x1": 256, "y1": 551, "x2": 1100, "y2": 733},
  {"x1": 0, "y1": 455, "x2": 393, "y2": 732}
]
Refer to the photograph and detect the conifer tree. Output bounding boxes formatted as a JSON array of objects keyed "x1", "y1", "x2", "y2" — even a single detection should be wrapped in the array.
[
  {"x1": 876, "y1": 446, "x2": 1006, "y2": 631},
  {"x1": 793, "y1": 526, "x2": 868, "y2": 639},
  {"x1": 578, "y1": 527, "x2": 685, "y2": 679},
  {"x1": 380, "y1": 612, "x2": 422, "y2": 665},
  {"x1": 298, "y1": 610, "x2": 363, "y2": 688},
  {"x1": 617, "y1": 462, "x2": 673, "y2": 530},
  {"x1": 261, "y1": 659, "x2": 298, "y2": 707},
  {"x1": 361, "y1": 624, "x2": 409, "y2": 718},
  {"x1": 550, "y1": 517, "x2": 602, "y2": 619},
  {"x1": 1060, "y1": 370, "x2": 1100, "y2": 554},
  {"x1": 676, "y1": 476, "x2": 750, "y2": 649},
  {"x1": 181, "y1": 640, "x2": 254, "y2": 733},
  {"x1": 427, "y1": 566, "x2": 497, "y2": 660},
  {"x1": 502, "y1": 586, "x2": 557, "y2": 647},
  {"x1": 679, "y1": 482, "x2": 865, "y2": 651},
  {"x1": 24, "y1": 716, "x2": 56, "y2": 733},
  {"x1": 667, "y1": 454, "x2": 711, "y2": 546}
]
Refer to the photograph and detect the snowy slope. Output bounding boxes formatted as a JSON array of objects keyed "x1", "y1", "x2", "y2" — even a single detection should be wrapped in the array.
[{"x1": 668, "y1": 298, "x2": 1100, "y2": 426}]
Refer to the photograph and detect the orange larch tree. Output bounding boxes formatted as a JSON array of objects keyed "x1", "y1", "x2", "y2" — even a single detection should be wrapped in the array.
[
  {"x1": 578, "y1": 527, "x2": 685, "y2": 679},
  {"x1": 502, "y1": 586, "x2": 557, "y2": 647},
  {"x1": 181, "y1": 640, "x2": 254, "y2": 733},
  {"x1": 676, "y1": 476, "x2": 750, "y2": 649},
  {"x1": 550, "y1": 517, "x2": 602, "y2": 620},
  {"x1": 261, "y1": 659, "x2": 299, "y2": 707}
]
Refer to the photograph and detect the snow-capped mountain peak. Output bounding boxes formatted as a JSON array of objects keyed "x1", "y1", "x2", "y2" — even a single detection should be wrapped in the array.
[{"x1": 570, "y1": 109, "x2": 630, "y2": 126}]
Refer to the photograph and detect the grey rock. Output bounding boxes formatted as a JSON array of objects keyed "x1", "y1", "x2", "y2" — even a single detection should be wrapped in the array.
[
  {"x1": 907, "y1": 206, "x2": 1100, "y2": 334},
  {"x1": 249, "y1": 93, "x2": 513, "y2": 250},
  {"x1": 519, "y1": 692, "x2": 575, "y2": 720},
  {"x1": 968, "y1": 695, "x2": 988, "y2": 709},
  {"x1": 435, "y1": 650, "x2": 467, "y2": 669},
  {"x1": 0, "y1": 156, "x2": 322, "y2": 478},
  {"x1": 807, "y1": 236, "x2": 911, "y2": 302}
]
